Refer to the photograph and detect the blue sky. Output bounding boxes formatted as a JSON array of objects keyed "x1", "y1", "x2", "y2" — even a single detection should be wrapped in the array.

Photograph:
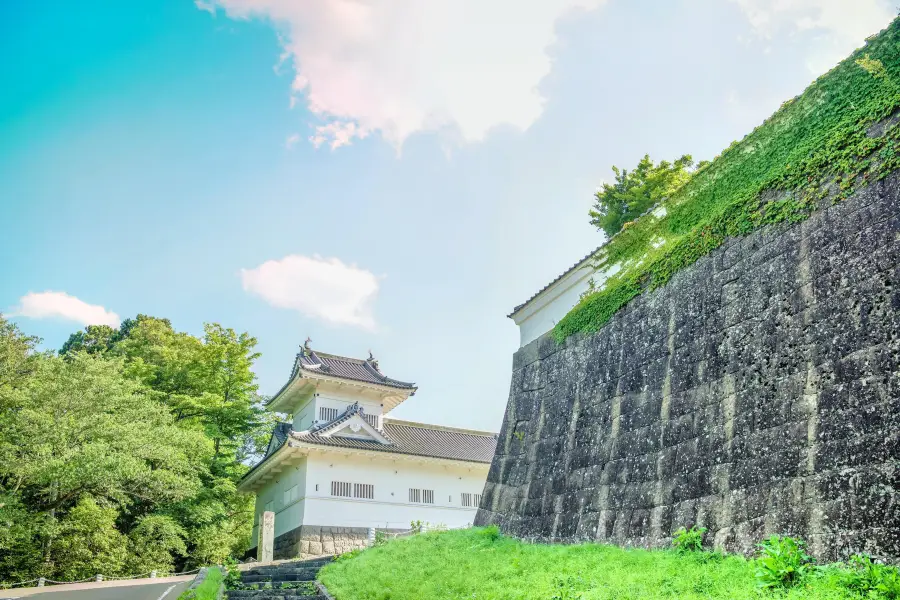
[{"x1": 1, "y1": 0, "x2": 895, "y2": 431}]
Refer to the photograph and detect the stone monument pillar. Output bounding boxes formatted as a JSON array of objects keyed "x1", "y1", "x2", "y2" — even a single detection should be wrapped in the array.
[{"x1": 258, "y1": 511, "x2": 275, "y2": 563}]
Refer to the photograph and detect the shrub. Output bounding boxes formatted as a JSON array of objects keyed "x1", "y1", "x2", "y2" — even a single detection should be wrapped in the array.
[
  {"x1": 223, "y1": 556, "x2": 242, "y2": 590},
  {"x1": 479, "y1": 525, "x2": 501, "y2": 542},
  {"x1": 754, "y1": 535, "x2": 812, "y2": 589},
  {"x1": 373, "y1": 530, "x2": 387, "y2": 547},
  {"x1": 839, "y1": 554, "x2": 900, "y2": 598},
  {"x1": 672, "y1": 526, "x2": 707, "y2": 554}
]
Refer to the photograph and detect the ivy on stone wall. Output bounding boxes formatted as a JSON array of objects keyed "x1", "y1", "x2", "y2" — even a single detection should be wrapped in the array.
[{"x1": 555, "y1": 16, "x2": 900, "y2": 342}]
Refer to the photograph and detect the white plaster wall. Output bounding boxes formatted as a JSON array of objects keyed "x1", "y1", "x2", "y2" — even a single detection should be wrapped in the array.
[
  {"x1": 292, "y1": 387, "x2": 383, "y2": 431},
  {"x1": 293, "y1": 403, "x2": 314, "y2": 431},
  {"x1": 252, "y1": 451, "x2": 490, "y2": 545},
  {"x1": 303, "y1": 453, "x2": 487, "y2": 529},
  {"x1": 514, "y1": 265, "x2": 594, "y2": 347},
  {"x1": 513, "y1": 258, "x2": 627, "y2": 348},
  {"x1": 252, "y1": 457, "x2": 309, "y2": 543}
]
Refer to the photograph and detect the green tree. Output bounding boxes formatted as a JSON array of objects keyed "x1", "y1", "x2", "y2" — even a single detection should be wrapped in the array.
[
  {"x1": 50, "y1": 497, "x2": 127, "y2": 581},
  {"x1": 0, "y1": 352, "x2": 208, "y2": 577},
  {"x1": 589, "y1": 154, "x2": 695, "y2": 237},
  {"x1": 0, "y1": 493, "x2": 47, "y2": 582},
  {"x1": 0, "y1": 314, "x2": 270, "y2": 581},
  {"x1": 0, "y1": 314, "x2": 40, "y2": 395},
  {"x1": 126, "y1": 514, "x2": 188, "y2": 575},
  {"x1": 197, "y1": 324, "x2": 263, "y2": 470},
  {"x1": 59, "y1": 325, "x2": 119, "y2": 356},
  {"x1": 110, "y1": 317, "x2": 266, "y2": 565}
]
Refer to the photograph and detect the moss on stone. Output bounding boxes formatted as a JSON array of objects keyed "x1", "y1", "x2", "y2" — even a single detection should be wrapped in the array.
[{"x1": 555, "y1": 16, "x2": 900, "y2": 342}]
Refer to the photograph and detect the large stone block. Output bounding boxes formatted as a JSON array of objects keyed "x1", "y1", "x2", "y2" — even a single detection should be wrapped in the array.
[{"x1": 477, "y1": 174, "x2": 900, "y2": 562}]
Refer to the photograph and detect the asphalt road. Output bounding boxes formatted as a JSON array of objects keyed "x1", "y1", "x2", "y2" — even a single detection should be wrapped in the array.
[{"x1": 10, "y1": 580, "x2": 192, "y2": 600}]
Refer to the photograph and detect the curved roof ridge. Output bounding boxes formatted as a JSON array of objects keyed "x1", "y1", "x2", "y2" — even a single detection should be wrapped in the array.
[
  {"x1": 382, "y1": 417, "x2": 498, "y2": 437},
  {"x1": 293, "y1": 348, "x2": 417, "y2": 390}
]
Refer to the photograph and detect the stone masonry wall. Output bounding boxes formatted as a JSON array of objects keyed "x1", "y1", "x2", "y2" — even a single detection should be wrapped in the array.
[
  {"x1": 476, "y1": 175, "x2": 900, "y2": 561},
  {"x1": 273, "y1": 525, "x2": 407, "y2": 560}
]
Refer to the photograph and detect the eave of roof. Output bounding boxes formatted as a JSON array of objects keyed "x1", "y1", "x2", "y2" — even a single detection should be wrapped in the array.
[
  {"x1": 507, "y1": 243, "x2": 604, "y2": 319},
  {"x1": 299, "y1": 350, "x2": 417, "y2": 390},
  {"x1": 290, "y1": 432, "x2": 496, "y2": 464},
  {"x1": 508, "y1": 202, "x2": 669, "y2": 319},
  {"x1": 266, "y1": 348, "x2": 417, "y2": 410},
  {"x1": 240, "y1": 417, "x2": 498, "y2": 488},
  {"x1": 293, "y1": 418, "x2": 498, "y2": 464}
]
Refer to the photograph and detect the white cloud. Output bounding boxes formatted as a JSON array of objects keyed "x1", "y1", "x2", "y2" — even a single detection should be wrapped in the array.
[
  {"x1": 240, "y1": 254, "x2": 380, "y2": 330},
  {"x1": 284, "y1": 133, "x2": 300, "y2": 149},
  {"x1": 731, "y1": 0, "x2": 895, "y2": 73},
  {"x1": 204, "y1": 0, "x2": 605, "y2": 149},
  {"x1": 195, "y1": 0, "x2": 216, "y2": 15},
  {"x1": 10, "y1": 292, "x2": 120, "y2": 327}
]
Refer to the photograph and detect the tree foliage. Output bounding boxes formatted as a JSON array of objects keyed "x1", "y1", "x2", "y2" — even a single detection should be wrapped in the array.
[
  {"x1": 0, "y1": 313, "x2": 273, "y2": 583},
  {"x1": 589, "y1": 154, "x2": 696, "y2": 237}
]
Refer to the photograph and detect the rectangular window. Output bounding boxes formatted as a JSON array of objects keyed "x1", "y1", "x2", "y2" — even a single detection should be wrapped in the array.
[
  {"x1": 331, "y1": 481, "x2": 352, "y2": 497},
  {"x1": 353, "y1": 483, "x2": 374, "y2": 499},
  {"x1": 409, "y1": 488, "x2": 434, "y2": 504},
  {"x1": 319, "y1": 406, "x2": 339, "y2": 422},
  {"x1": 362, "y1": 412, "x2": 379, "y2": 429},
  {"x1": 461, "y1": 493, "x2": 483, "y2": 508}
]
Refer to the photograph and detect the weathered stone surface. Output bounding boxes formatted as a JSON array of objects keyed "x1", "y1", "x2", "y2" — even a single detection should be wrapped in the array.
[
  {"x1": 476, "y1": 175, "x2": 900, "y2": 561},
  {"x1": 258, "y1": 511, "x2": 274, "y2": 563},
  {"x1": 271, "y1": 525, "x2": 407, "y2": 560}
]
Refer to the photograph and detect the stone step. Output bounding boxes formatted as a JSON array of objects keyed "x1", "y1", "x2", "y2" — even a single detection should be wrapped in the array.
[
  {"x1": 244, "y1": 559, "x2": 332, "y2": 573},
  {"x1": 227, "y1": 582, "x2": 321, "y2": 597},
  {"x1": 229, "y1": 557, "x2": 331, "y2": 598},
  {"x1": 242, "y1": 566, "x2": 322, "y2": 576},
  {"x1": 226, "y1": 592, "x2": 324, "y2": 600},
  {"x1": 240, "y1": 570, "x2": 319, "y2": 584}
]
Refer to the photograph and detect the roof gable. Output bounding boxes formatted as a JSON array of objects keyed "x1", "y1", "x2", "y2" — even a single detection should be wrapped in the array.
[{"x1": 307, "y1": 404, "x2": 393, "y2": 445}]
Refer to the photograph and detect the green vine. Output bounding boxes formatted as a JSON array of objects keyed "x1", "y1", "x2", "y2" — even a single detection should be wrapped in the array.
[{"x1": 555, "y1": 17, "x2": 900, "y2": 342}]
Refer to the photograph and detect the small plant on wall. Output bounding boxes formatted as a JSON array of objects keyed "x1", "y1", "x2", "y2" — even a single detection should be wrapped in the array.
[
  {"x1": 754, "y1": 535, "x2": 812, "y2": 589},
  {"x1": 672, "y1": 526, "x2": 707, "y2": 554}
]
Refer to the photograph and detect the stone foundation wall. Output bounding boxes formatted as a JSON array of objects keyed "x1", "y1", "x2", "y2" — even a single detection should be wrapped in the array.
[
  {"x1": 273, "y1": 525, "x2": 407, "y2": 560},
  {"x1": 476, "y1": 175, "x2": 900, "y2": 561}
]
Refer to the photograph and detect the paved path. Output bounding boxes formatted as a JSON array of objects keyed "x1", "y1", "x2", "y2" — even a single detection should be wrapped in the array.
[{"x1": 0, "y1": 577, "x2": 193, "y2": 600}]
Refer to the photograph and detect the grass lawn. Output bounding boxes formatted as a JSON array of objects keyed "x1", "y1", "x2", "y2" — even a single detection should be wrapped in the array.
[
  {"x1": 318, "y1": 528, "x2": 864, "y2": 600},
  {"x1": 177, "y1": 566, "x2": 223, "y2": 600}
]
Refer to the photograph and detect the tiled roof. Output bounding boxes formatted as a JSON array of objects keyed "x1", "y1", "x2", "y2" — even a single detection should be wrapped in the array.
[
  {"x1": 293, "y1": 418, "x2": 498, "y2": 464},
  {"x1": 263, "y1": 422, "x2": 293, "y2": 458},
  {"x1": 294, "y1": 349, "x2": 417, "y2": 390}
]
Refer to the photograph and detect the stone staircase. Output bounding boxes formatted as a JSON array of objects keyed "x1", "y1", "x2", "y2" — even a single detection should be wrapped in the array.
[{"x1": 226, "y1": 557, "x2": 333, "y2": 599}]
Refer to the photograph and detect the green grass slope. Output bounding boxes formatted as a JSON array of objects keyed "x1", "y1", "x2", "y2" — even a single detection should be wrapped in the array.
[
  {"x1": 555, "y1": 17, "x2": 900, "y2": 341},
  {"x1": 318, "y1": 529, "x2": 859, "y2": 600},
  {"x1": 177, "y1": 567, "x2": 223, "y2": 600}
]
